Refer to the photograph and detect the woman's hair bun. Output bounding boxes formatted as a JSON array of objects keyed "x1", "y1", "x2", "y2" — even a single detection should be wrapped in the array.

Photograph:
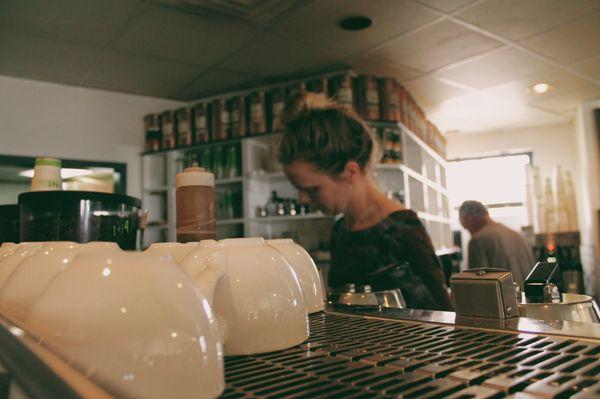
[{"x1": 279, "y1": 92, "x2": 335, "y2": 126}]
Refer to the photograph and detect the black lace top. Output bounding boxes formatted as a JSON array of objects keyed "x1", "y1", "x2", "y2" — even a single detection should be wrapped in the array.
[{"x1": 329, "y1": 209, "x2": 453, "y2": 311}]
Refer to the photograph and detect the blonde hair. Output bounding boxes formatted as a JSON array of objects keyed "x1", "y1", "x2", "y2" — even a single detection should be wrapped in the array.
[{"x1": 277, "y1": 92, "x2": 379, "y2": 176}]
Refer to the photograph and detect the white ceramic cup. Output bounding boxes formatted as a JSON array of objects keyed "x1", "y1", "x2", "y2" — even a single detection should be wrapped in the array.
[
  {"x1": 0, "y1": 242, "x2": 119, "y2": 323},
  {"x1": 0, "y1": 242, "x2": 18, "y2": 260},
  {"x1": 180, "y1": 237, "x2": 309, "y2": 355},
  {"x1": 0, "y1": 242, "x2": 45, "y2": 291},
  {"x1": 144, "y1": 242, "x2": 199, "y2": 263},
  {"x1": 27, "y1": 250, "x2": 224, "y2": 399},
  {"x1": 266, "y1": 239, "x2": 325, "y2": 313}
]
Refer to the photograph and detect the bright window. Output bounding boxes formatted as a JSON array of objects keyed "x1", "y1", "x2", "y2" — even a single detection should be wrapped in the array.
[{"x1": 448, "y1": 153, "x2": 531, "y2": 232}]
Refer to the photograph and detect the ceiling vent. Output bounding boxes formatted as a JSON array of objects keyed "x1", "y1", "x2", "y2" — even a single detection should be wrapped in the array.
[{"x1": 151, "y1": 0, "x2": 304, "y2": 25}]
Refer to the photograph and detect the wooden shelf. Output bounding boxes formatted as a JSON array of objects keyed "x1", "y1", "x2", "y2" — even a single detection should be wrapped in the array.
[
  {"x1": 141, "y1": 114, "x2": 451, "y2": 248},
  {"x1": 367, "y1": 119, "x2": 446, "y2": 163},
  {"x1": 376, "y1": 163, "x2": 448, "y2": 195},
  {"x1": 399, "y1": 121, "x2": 447, "y2": 165}
]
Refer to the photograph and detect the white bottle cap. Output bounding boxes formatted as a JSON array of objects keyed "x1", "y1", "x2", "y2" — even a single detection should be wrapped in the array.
[{"x1": 176, "y1": 166, "x2": 214, "y2": 188}]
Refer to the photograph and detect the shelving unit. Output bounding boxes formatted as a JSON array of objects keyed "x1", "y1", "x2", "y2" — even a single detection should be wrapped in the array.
[
  {"x1": 372, "y1": 122, "x2": 453, "y2": 252},
  {"x1": 141, "y1": 121, "x2": 453, "y2": 254}
]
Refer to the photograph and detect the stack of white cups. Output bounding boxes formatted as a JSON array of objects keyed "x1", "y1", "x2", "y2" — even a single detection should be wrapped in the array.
[{"x1": 0, "y1": 237, "x2": 325, "y2": 399}]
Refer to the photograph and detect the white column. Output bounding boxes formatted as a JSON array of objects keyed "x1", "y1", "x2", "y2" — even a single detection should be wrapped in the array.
[{"x1": 574, "y1": 100, "x2": 600, "y2": 298}]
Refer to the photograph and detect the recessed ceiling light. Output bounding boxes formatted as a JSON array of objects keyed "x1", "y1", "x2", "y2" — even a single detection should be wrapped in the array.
[
  {"x1": 338, "y1": 15, "x2": 372, "y2": 31},
  {"x1": 530, "y1": 82, "x2": 553, "y2": 94},
  {"x1": 19, "y1": 168, "x2": 94, "y2": 179}
]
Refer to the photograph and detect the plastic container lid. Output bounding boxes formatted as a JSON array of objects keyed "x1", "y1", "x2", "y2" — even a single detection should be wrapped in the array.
[
  {"x1": 19, "y1": 191, "x2": 141, "y2": 208},
  {"x1": 34, "y1": 157, "x2": 61, "y2": 168},
  {"x1": 176, "y1": 166, "x2": 214, "y2": 188}
]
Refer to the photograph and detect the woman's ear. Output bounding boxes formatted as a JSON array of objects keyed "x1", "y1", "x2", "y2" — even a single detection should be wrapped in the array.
[{"x1": 342, "y1": 161, "x2": 361, "y2": 183}]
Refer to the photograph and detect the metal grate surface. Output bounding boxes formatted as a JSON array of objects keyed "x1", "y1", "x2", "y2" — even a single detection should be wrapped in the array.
[{"x1": 221, "y1": 312, "x2": 600, "y2": 399}]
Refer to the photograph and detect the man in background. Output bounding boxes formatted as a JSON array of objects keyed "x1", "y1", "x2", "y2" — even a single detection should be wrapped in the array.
[{"x1": 459, "y1": 200, "x2": 535, "y2": 287}]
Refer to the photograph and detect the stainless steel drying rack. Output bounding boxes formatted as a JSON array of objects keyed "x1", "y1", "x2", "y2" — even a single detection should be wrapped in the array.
[
  {"x1": 221, "y1": 306, "x2": 600, "y2": 399},
  {"x1": 1, "y1": 306, "x2": 600, "y2": 398}
]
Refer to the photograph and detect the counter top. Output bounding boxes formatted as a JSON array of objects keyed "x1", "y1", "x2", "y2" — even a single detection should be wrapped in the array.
[{"x1": 328, "y1": 305, "x2": 600, "y2": 342}]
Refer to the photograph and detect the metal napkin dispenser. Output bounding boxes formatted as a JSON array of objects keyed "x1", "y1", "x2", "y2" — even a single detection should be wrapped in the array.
[{"x1": 451, "y1": 268, "x2": 519, "y2": 319}]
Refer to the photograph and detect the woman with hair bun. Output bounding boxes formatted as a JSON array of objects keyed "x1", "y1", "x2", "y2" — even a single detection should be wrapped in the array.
[{"x1": 277, "y1": 92, "x2": 453, "y2": 311}]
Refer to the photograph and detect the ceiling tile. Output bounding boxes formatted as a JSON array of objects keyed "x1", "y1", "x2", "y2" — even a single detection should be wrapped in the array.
[
  {"x1": 0, "y1": 0, "x2": 141, "y2": 46},
  {"x1": 571, "y1": 55, "x2": 600, "y2": 80},
  {"x1": 271, "y1": 0, "x2": 439, "y2": 56},
  {"x1": 219, "y1": 32, "x2": 345, "y2": 78},
  {"x1": 520, "y1": 12, "x2": 600, "y2": 64},
  {"x1": 456, "y1": 0, "x2": 600, "y2": 41},
  {"x1": 403, "y1": 76, "x2": 470, "y2": 108},
  {"x1": 150, "y1": 0, "x2": 305, "y2": 26},
  {"x1": 349, "y1": 57, "x2": 422, "y2": 83},
  {"x1": 369, "y1": 19, "x2": 503, "y2": 72},
  {"x1": 486, "y1": 67, "x2": 593, "y2": 102},
  {"x1": 177, "y1": 69, "x2": 260, "y2": 100},
  {"x1": 427, "y1": 92, "x2": 568, "y2": 133},
  {"x1": 0, "y1": 29, "x2": 101, "y2": 85},
  {"x1": 84, "y1": 51, "x2": 203, "y2": 98},
  {"x1": 530, "y1": 85, "x2": 600, "y2": 113},
  {"x1": 415, "y1": 0, "x2": 478, "y2": 13},
  {"x1": 113, "y1": 3, "x2": 260, "y2": 67},
  {"x1": 436, "y1": 47, "x2": 554, "y2": 89}
]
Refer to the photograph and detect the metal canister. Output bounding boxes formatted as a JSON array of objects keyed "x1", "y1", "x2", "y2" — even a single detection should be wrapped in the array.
[
  {"x1": 211, "y1": 98, "x2": 229, "y2": 141},
  {"x1": 161, "y1": 110, "x2": 175, "y2": 149},
  {"x1": 378, "y1": 78, "x2": 399, "y2": 121},
  {"x1": 248, "y1": 91, "x2": 266, "y2": 135},
  {"x1": 355, "y1": 75, "x2": 380, "y2": 120},
  {"x1": 328, "y1": 74, "x2": 354, "y2": 109},
  {"x1": 193, "y1": 102, "x2": 211, "y2": 143},
  {"x1": 176, "y1": 107, "x2": 193, "y2": 147},
  {"x1": 267, "y1": 87, "x2": 285, "y2": 132},
  {"x1": 306, "y1": 77, "x2": 328, "y2": 95},
  {"x1": 285, "y1": 81, "x2": 306, "y2": 103},
  {"x1": 143, "y1": 113, "x2": 161, "y2": 152},
  {"x1": 229, "y1": 96, "x2": 247, "y2": 138}
]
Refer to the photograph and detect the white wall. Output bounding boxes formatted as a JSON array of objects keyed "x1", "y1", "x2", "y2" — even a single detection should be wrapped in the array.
[
  {"x1": 0, "y1": 76, "x2": 184, "y2": 199},
  {"x1": 446, "y1": 121, "x2": 600, "y2": 295},
  {"x1": 446, "y1": 123, "x2": 579, "y2": 197},
  {"x1": 0, "y1": 182, "x2": 29, "y2": 205}
]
